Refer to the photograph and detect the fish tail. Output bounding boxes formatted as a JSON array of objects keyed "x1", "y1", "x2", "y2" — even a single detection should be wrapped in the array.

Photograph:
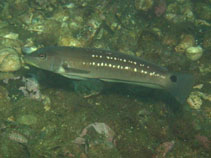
[{"x1": 166, "y1": 73, "x2": 194, "y2": 104}]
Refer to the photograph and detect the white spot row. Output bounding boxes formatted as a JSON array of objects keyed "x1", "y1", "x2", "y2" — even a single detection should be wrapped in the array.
[
  {"x1": 83, "y1": 60, "x2": 164, "y2": 78},
  {"x1": 83, "y1": 61, "x2": 132, "y2": 70},
  {"x1": 92, "y1": 54, "x2": 103, "y2": 58},
  {"x1": 91, "y1": 54, "x2": 140, "y2": 66}
]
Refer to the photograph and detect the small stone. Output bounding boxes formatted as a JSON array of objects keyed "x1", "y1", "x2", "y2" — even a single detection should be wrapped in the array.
[
  {"x1": 17, "y1": 114, "x2": 37, "y2": 125},
  {"x1": 187, "y1": 92, "x2": 203, "y2": 110},
  {"x1": 3, "y1": 32, "x2": 19, "y2": 40},
  {"x1": 7, "y1": 116, "x2": 15, "y2": 122},
  {"x1": 135, "y1": 0, "x2": 154, "y2": 11},
  {"x1": 186, "y1": 46, "x2": 203, "y2": 61},
  {"x1": 8, "y1": 132, "x2": 28, "y2": 144},
  {"x1": 201, "y1": 93, "x2": 211, "y2": 102},
  {"x1": 44, "y1": 105, "x2": 51, "y2": 111},
  {"x1": 193, "y1": 84, "x2": 203, "y2": 89},
  {"x1": 175, "y1": 34, "x2": 195, "y2": 53}
]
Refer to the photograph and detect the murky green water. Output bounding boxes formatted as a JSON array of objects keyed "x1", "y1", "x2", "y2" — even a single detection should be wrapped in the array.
[{"x1": 0, "y1": 0, "x2": 210, "y2": 158}]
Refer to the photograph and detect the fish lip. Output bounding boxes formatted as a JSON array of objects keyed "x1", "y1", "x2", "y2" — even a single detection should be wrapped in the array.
[
  {"x1": 23, "y1": 56, "x2": 39, "y2": 68},
  {"x1": 23, "y1": 56, "x2": 31, "y2": 64}
]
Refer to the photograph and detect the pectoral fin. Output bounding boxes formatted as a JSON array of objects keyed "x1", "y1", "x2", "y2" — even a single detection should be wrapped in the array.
[{"x1": 62, "y1": 63, "x2": 90, "y2": 74}]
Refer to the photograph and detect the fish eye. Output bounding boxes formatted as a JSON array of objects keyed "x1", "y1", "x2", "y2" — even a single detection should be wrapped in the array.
[
  {"x1": 170, "y1": 75, "x2": 177, "y2": 82},
  {"x1": 39, "y1": 53, "x2": 46, "y2": 59}
]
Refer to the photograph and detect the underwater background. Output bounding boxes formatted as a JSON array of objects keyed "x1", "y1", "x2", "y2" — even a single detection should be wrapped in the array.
[{"x1": 0, "y1": 0, "x2": 210, "y2": 157}]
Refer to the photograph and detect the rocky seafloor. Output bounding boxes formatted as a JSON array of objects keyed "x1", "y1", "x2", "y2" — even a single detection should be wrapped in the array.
[{"x1": 0, "y1": 0, "x2": 210, "y2": 157}]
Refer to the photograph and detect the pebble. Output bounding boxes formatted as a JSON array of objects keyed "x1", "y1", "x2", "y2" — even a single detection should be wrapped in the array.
[
  {"x1": 8, "y1": 132, "x2": 28, "y2": 144},
  {"x1": 187, "y1": 92, "x2": 203, "y2": 110},
  {"x1": 185, "y1": 46, "x2": 203, "y2": 61},
  {"x1": 17, "y1": 114, "x2": 38, "y2": 125}
]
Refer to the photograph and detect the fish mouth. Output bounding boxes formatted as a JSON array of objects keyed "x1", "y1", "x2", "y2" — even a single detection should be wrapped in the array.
[{"x1": 23, "y1": 56, "x2": 39, "y2": 68}]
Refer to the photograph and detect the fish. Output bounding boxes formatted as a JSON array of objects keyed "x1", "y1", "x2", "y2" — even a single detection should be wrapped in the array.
[{"x1": 23, "y1": 46, "x2": 194, "y2": 104}]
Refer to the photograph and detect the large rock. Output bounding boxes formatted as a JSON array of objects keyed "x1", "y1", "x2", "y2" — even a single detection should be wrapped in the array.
[{"x1": 0, "y1": 48, "x2": 21, "y2": 72}]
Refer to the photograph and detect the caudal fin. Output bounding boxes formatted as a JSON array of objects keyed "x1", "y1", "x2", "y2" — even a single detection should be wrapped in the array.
[{"x1": 166, "y1": 73, "x2": 194, "y2": 104}]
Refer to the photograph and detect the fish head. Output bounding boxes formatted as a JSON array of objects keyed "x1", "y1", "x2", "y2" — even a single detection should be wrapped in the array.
[{"x1": 23, "y1": 47, "x2": 61, "y2": 72}]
